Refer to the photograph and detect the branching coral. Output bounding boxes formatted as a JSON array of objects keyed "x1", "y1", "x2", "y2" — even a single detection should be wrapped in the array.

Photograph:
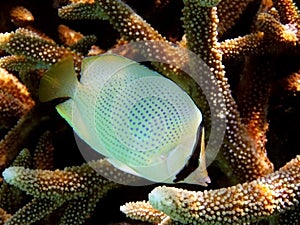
[
  {"x1": 121, "y1": 155, "x2": 300, "y2": 224},
  {"x1": 0, "y1": 107, "x2": 49, "y2": 170},
  {"x1": 0, "y1": 0, "x2": 299, "y2": 224},
  {"x1": 0, "y1": 28, "x2": 83, "y2": 71},
  {"x1": 181, "y1": 0, "x2": 276, "y2": 183},
  {"x1": 0, "y1": 208, "x2": 11, "y2": 225},
  {"x1": 121, "y1": 156, "x2": 300, "y2": 224},
  {"x1": 0, "y1": 68, "x2": 35, "y2": 128},
  {"x1": 1, "y1": 138, "x2": 123, "y2": 225},
  {"x1": 149, "y1": 155, "x2": 300, "y2": 224},
  {"x1": 0, "y1": 149, "x2": 31, "y2": 215},
  {"x1": 3, "y1": 159, "x2": 121, "y2": 225}
]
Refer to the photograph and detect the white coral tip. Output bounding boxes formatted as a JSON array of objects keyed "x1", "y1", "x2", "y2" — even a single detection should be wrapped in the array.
[{"x1": 2, "y1": 167, "x2": 18, "y2": 184}]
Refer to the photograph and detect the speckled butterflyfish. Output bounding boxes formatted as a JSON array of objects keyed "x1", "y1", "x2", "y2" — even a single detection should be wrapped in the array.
[{"x1": 39, "y1": 53, "x2": 210, "y2": 185}]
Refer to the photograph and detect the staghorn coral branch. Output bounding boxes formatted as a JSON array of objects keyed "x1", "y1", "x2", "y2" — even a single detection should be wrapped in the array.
[
  {"x1": 217, "y1": 0, "x2": 256, "y2": 36},
  {"x1": 58, "y1": 189, "x2": 111, "y2": 225},
  {"x1": 2, "y1": 159, "x2": 122, "y2": 225},
  {"x1": 0, "y1": 28, "x2": 83, "y2": 71},
  {"x1": 120, "y1": 201, "x2": 169, "y2": 224},
  {"x1": 0, "y1": 68, "x2": 34, "y2": 109},
  {"x1": 9, "y1": 6, "x2": 34, "y2": 27},
  {"x1": 273, "y1": 0, "x2": 300, "y2": 28},
  {"x1": 0, "y1": 107, "x2": 50, "y2": 169},
  {"x1": 58, "y1": 25, "x2": 97, "y2": 54},
  {"x1": 280, "y1": 68, "x2": 300, "y2": 93},
  {"x1": 32, "y1": 131, "x2": 55, "y2": 170},
  {"x1": 0, "y1": 208, "x2": 11, "y2": 225},
  {"x1": 145, "y1": 155, "x2": 300, "y2": 224},
  {"x1": 2, "y1": 162, "x2": 118, "y2": 201},
  {"x1": 0, "y1": 68, "x2": 35, "y2": 167},
  {"x1": 181, "y1": 0, "x2": 224, "y2": 120},
  {"x1": 4, "y1": 198, "x2": 64, "y2": 225},
  {"x1": 0, "y1": 92, "x2": 29, "y2": 129},
  {"x1": 8, "y1": 149, "x2": 31, "y2": 169},
  {"x1": 58, "y1": 0, "x2": 109, "y2": 20},
  {"x1": 182, "y1": 0, "x2": 274, "y2": 183},
  {"x1": 0, "y1": 55, "x2": 45, "y2": 73},
  {"x1": 236, "y1": 57, "x2": 272, "y2": 155},
  {"x1": 220, "y1": 7, "x2": 300, "y2": 59},
  {"x1": 182, "y1": 0, "x2": 220, "y2": 63},
  {"x1": 220, "y1": 32, "x2": 265, "y2": 59},
  {"x1": 60, "y1": 0, "x2": 165, "y2": 42},
  {"x1": 0, "y1": 68, "x2": 35, "y2": 127},
  {"x1": 0, "y1": 149, "x2": 31, "y2": 214},
  {"x1": 256, "y1": 12, "x2": 298, "y2": 44}
]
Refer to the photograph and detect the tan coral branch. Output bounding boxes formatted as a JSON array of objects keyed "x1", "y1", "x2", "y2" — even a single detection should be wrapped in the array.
[{"x1": 148, "y1": 156, "x2": 300, "y2": 224}]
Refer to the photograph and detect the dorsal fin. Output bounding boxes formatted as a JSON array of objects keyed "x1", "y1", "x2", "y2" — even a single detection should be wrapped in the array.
[{"x1": 39, "y1": 56, "x2": 78, "y2": 102}]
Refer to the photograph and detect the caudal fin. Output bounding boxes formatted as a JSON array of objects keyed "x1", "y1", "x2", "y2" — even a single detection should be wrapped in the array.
[
  {"x1": 198, "y1": 127, "x2": 211, "y2": 185},
  {"x1": 39, "y1": 56, "x2": 78, "y2": 102},
  {"x1": 182, "y1": 127, "x2": 211, "y2": 186}
]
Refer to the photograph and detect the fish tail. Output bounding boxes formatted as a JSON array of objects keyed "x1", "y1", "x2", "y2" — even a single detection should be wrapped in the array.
[
  {"x1": 39, "y1": 55, "x2": 78, "y2": 102},
  {"x1": 182, "y1": 127, "x2": 211, "y2": 186},
  {"x1": 198, "y1": 127, "x2": 211, "y2": 185}
]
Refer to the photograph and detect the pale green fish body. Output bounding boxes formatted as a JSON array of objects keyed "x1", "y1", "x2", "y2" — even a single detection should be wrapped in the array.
[{"x1": 39, "y1": 54, "x2": 210, "y2": 185}]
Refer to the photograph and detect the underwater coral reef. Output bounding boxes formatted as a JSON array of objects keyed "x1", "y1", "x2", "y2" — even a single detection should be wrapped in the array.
[{"x1": 0, "y1": 0, "x2": 299, "y2": 224}]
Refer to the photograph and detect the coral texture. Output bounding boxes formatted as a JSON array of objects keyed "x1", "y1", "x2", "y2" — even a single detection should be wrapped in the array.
[
  {"x1": 0, "y1": 0, "x2": 299, "y2": 224},
  {"x1": 121, "y1": 155, "x2": 300, "y2": 224},
  {"x1": 148, "y1": 156, "x2": 300, "y2": 224}
]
